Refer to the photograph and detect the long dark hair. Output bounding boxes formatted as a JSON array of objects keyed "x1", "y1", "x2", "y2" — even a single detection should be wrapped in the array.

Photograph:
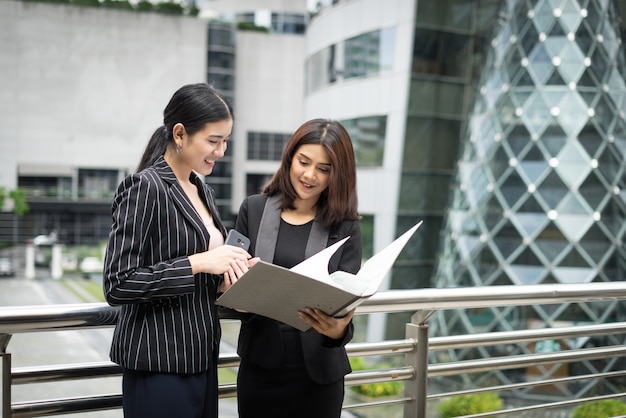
[
  {"x1": 263, "y1": 118, "x2": 359, "y2": 227},
  {"x1": 136, "y1": 83, "x2": 234, "y2": 172}
]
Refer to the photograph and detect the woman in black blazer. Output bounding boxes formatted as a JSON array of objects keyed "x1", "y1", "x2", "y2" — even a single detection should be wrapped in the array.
[
  {"x1": 103, "y1": 83, "x2": 251, "y2": 418},
  {"x1": 232, "y1": 119, "x2": 362, "y2": 418}
]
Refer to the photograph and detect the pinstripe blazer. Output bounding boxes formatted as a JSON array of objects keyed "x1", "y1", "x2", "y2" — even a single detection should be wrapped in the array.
[{"x1": 103, "y1": 156, "x2": 226, "y2": 374}]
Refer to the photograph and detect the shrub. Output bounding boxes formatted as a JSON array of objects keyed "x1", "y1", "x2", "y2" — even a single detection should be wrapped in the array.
[
  {"x1": 135, "y1": 0, "x2": 153, "y2": 11},
  {"x1": 187, "y1": 5, "x2": 199, "y2": 16},
  {"x1": 22, "y1": 0, "x2": 70, "y2": 3},
  {"x1": 154, "y1": 1, "x2": 183, "y2": 15},
  {"x1": 349, "y1": 357, "x2": 403, "y2": 398},
  {"x1": 572, "y1": 399, "x2": 626, "y2": 418},
  {"x1": 437, "y1": 392, "x2": 502, "y2": 418},
  {"x1": 237, "y1": 21, "x2": 269, "y2": 33},
  {"x1": 70, "y1": 0, "x2": 101, "y2": 7},
  {"x1": 102, "y1": 0, "x2": 133, "y2": 10}
]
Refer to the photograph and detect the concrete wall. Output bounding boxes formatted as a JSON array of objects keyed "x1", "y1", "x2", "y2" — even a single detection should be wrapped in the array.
[{"x1": 0, "y1": 1, "x2": 207, "y2": 191}]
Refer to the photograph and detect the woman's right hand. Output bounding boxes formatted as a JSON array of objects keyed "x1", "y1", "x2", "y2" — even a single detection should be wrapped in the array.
[
  {"x1": 188, "y1": 245, "x2": 251, "y2": 276},
  {"x1": 222, "y1": 256, "x2": 260, "y2": 292}
]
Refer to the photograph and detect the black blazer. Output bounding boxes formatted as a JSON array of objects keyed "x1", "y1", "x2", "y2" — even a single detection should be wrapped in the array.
[
  {"x1": 103, "y1": 156, "x2": 226, "y2": 374},
  {"x1": 234, "y1": 194, "x2": 362, "y2": 384}
]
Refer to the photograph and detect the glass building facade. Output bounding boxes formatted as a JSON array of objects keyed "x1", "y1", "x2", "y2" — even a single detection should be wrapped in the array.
[
  {"x1": 431, "y1": 0, "x2": 626, "y2": 399},
  {"x1": 394, "y1": 0, "x2": 501, "y2": 287},
  {"x1": 206, "y1": 21, "x2": 237, "y2": 228},
  {"x1": 380, "y1": 0, "x2": 501, "y2": 336}
]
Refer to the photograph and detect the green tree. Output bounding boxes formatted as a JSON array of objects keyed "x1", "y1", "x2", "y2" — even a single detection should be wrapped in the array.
[{"x1": 0, "y1": 187, "x2": 30, "y2": 216}]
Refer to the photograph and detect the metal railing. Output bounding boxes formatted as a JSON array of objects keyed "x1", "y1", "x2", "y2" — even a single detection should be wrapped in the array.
[{"x1": 2, "y1": 281, "x2": 626, "y2": 417}]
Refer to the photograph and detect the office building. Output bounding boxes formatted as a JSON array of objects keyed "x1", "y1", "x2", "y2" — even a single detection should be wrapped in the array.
[
  {"x1": 0, "y1": 0, "x2": 307, "y2": 247},
  {"x1": 307, "y1": 0, "x2": 626, "y2": 399}
]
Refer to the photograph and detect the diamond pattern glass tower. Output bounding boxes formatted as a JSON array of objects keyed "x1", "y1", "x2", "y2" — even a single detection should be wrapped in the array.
[{"x1": 432, "y1": 0, "x2": 626, "y2": 399}]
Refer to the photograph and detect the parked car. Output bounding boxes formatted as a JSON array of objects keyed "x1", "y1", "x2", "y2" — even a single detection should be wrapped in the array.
[
  {"x1": 0, "y1": 258, "x2": 15, "y2": 277},
  {"x1": 79, "y1": 257, "x2": 103, "y2": 279}
]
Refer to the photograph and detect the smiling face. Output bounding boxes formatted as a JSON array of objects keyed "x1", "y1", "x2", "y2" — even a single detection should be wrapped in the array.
[
  {"x1": 289, "y1": 143, "x2": 331, "y2": 207},
  {"x1": 175, "y1": 119, "x2": 233, "y2": 176}
]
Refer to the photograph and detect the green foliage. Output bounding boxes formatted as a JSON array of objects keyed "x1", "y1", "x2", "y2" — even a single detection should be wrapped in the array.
[
  {"x1": 571, "y1": 399, "x2": 626, "y2": 418},
  {"x1": 9, "y1": 189, "x2": 29, "y2": 216},
  {"x1": 187, "y1": 4, "x2": 199, "y2": 16},
  {"x1": 437, "y1": 392, "x2": 502, "y2": 418},
  {"x1": 102, "y1": 0, "x2": 133, "y2": 10},
  {"x1": 19, "y1": 0, "x2": 194, "y2": 15},
  {"x1": 0, "y1": 188, "x2": 29, "y2": 217},
  {"x1": 0, "y1": 242, "x2": 13, "y2": 250},
  {"x1": 135, "y1": 0, "x2": 153, "y2": 11},
  {"x1": 154, "y1": 1, "x2": 183, "y2": 15},
  {"x1": 349, "y1": 357, "x2": 404, "y2": 398},
  {"x1": 74, "y1": 244, "x2": 104, "y2": 262},
  {"x1": 237, "y1": 21, "x2": 269, "y2": 33},
  {"x1": 70, "y1": 0, "x2": 101, "y2": 7}
]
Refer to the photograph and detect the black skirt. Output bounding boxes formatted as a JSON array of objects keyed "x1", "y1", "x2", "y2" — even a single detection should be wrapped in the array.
[
  {"x1": 237, "y1": 360, "x2": 344, "y2": 418},
  {"x1": 236, "y1": 328, "x2": 345, "y2": 418}
]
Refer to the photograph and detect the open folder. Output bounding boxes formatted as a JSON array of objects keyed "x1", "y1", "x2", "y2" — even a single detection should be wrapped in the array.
[{"x1": 216, "y1": 221, "x2": 423, "y2": 332}]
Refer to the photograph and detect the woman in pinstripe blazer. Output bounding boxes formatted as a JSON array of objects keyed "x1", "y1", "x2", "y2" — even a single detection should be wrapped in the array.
[{"x1": 103, "y1": 83, "x2": 251, "y2": 418}]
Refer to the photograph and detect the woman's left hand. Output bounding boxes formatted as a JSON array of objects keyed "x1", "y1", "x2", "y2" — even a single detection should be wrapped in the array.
[{"x1": 298, "y1": 307, "x2": 355, "y2": 340}]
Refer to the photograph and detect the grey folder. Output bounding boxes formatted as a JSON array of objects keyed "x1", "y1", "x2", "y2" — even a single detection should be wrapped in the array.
[{"x1": 216, "y1": 221, "x2": 422, "y2": 332}]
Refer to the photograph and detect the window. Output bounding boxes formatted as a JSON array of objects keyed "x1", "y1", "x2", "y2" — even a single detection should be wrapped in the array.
[
  {"x1": 344, "y1": 28, "x2": 395, "y2": 79},
  {"x1": 341, "y1": 116, "x2": 386, "y2": 167},
  {"x1": 208, "y1": 25, "x2": 235, "y2": 47},
  {"x1": 18, "y1": 176, "x2": 72, "y2": 199},
  {"x1": 306, "y1": 28, "x2": 395, "y2": 93},
  {"x1": 271, "y1": 13, "x2": 306, "y2": 34},
  {"x1": 412, "y1": 29, "x2": 470, "y2": 78},
  {"x1": 208, "y1": 51, "x2": 235, "y2": 69},
  {"x1": 207, "y1": 22, "x2": 236, "y2": 96},
  {"x1": 246, "y1": 173, "x2": 274, "y2": 196},
  {"x1": 207, "y1": 72, "x2": 235, "y2": 92},
  {"x1": 247, "y1": 132, "x2": 290, "y2": 161},
  {"x1": 307, "y1": 47, "x2": 334, "y2": 93},
  {"x1": 360, "y1": 214, "x2": 374, "y2": 259},
  {"x1": 78, "y1": 169, "x2": 118, "y2": 199}
]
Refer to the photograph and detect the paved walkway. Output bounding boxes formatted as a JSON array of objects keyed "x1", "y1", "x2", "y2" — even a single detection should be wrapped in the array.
[
  {"x1": 0, "y1": 276, "x2": 376, "y2": 418},
  {"x1": 0, "y1": 276, "x2": 239, "y2": 417}
]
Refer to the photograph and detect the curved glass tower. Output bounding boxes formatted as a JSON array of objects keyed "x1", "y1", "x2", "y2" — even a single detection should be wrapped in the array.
[{"x1": 432, "y1": 0, "x2": 626, "y2": 399}]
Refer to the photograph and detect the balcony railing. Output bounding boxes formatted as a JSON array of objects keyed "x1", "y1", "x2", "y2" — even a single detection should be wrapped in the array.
[{"x1": 2, "y1": 281, "x2": 626, "y2": 417}]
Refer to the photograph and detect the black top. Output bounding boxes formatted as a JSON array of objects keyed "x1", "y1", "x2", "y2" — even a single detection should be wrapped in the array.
[
  {"x1": 234, "y1": 194, "x2": 362, "y2": 385},
  {"x1": 273, "y1": 219, "x2": 313, "y2": 269},
  {"x1": 273, "y1": 218, "x2": 314, "y2": 344}
]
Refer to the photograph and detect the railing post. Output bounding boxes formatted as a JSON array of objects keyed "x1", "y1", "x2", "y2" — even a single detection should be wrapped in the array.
[
  {"x1": 404, "y1": 311, "x2": 433, "y2": 418},
  {"x1": 1, "y1": 333, "x2": 12, "y2": 418}
]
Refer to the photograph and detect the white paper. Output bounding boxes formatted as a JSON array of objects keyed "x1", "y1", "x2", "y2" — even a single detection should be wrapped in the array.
[
  {"x1": 357, "y1": 221, "x2": 423, "y2": 295},
  {"x1": 216, "y1": 221, "x2": 423, "y2": 331},
  {"x1": 289, "y1": 236, "x2": 350, "y2": 280}
]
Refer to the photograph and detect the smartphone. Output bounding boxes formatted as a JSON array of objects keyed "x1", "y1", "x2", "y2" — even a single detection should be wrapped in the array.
[{"x1": 225, "y1": 229, "x2": 250, "y2": 251}]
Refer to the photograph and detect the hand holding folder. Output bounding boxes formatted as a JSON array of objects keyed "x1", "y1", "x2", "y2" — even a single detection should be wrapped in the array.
[{"x1": 216, "y1": 221, "x2": 423, "y2": 331}]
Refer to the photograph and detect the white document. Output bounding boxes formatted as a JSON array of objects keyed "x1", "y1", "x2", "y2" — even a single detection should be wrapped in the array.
[{"x1": 216, "y1": 221, "x2": 423, "y2": 331}]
